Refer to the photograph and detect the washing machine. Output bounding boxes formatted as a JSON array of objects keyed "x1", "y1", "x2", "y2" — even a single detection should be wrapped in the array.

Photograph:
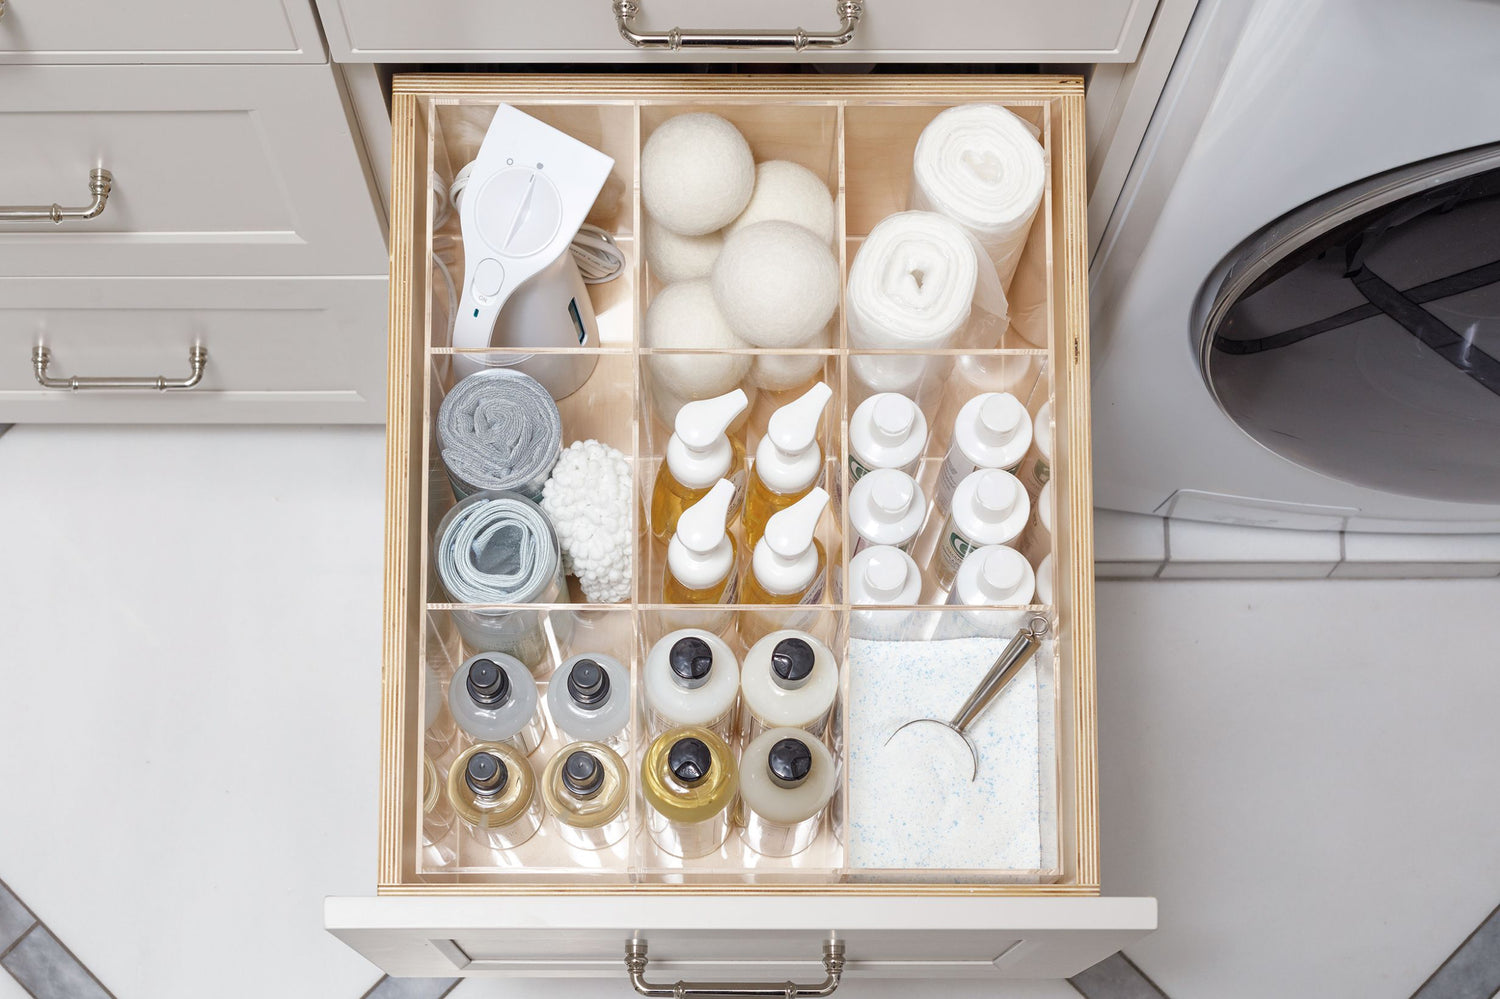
[{"x1": 1088, "y1": 0, "x2": 1500, "y2": 576}]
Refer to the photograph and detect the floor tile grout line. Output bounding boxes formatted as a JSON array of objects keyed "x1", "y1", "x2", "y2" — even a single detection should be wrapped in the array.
[
  {"x1": 1409, "y1": 901, "x2": 1500, "y2": 999},
  {"x1": 0, "y1": 923, "x2": 38, "y2": 966}
]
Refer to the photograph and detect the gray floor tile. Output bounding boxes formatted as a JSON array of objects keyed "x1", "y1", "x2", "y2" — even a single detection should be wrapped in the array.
[
  {"x1": 1, "y1": 925, "x2": 111, "y2": 999},
  {"x1": 1069, "y1": 952, "x2": 1169, "y2": 999},
  {"x1": 0, "y1": 882, "x2": 35, "y2": 955},
  {"x1": 363, "y1": 976, "x2": 460, "y2": 999},
  {"x1": 1413, "y1": 904, "x2": 1500, "y2": 999}
]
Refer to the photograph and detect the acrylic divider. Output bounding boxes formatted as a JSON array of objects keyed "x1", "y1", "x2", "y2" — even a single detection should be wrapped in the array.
[{"x1": 403, "y1": 90, "x2": 1068, "y2": 887}]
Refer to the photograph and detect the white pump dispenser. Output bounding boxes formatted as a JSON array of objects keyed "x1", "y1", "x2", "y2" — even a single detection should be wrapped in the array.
[
  {"x1": 667, "y1": 390, "x2": 749, "y2": 489},
  {"x1": 754, "y1": 382, "x2": 833, "y2": 494},
  {"x1": 747, "y1": 487, "x2": 830, "y2": 602},
  {"x1": 666, "y1": 479, "x2": 738, "y2": 597}
]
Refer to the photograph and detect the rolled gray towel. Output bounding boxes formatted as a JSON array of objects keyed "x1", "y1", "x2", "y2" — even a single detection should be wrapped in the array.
[
  {"x1": 437, "y1": 369, "x2": 562, "y2": 500},
  {"x1": 435, "y1": 492, "x2": 562, "y2": 605}
]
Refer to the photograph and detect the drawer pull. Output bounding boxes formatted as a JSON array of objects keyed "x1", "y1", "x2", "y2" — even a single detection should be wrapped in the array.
[
  {"x1": 32, "y1": 344, "x2": 208, "y2": 392},
  {"x1": 0, "y1": 169, "x2": 113, "y2": 224},
  {"x1": 612, "y1": 0, "x2": 862, "y2": 51},
  {"x1": 624, "y1": 939, "x2": 845, "y2": 998}
]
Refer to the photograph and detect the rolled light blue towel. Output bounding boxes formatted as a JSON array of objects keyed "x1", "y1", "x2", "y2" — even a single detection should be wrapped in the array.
[
  {"x1": 437, "y1": 368, "x2": 562, "y2": 501},
  {"x1": 435, "y1": 491, "x2": 562, "y2": 606}
]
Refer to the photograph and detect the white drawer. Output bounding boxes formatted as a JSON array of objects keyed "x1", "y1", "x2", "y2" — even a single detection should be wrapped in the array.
[
  {"x1": 0, "y1": 0, "x2": 325, "y2": 64},
  {"x1": 0, "y1": 64, "x2": 387, "y2": 278},
  {"x1": 316, "y1": 0, "x2": 1158, "y2": 64},
  {"x1": 0, "y1": 276, "x2": 387, "y2": 423}
]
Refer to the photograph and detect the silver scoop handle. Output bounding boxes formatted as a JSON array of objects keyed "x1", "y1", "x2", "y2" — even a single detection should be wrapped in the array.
[{"x1": 949, "y1": 616, "x2": 1050, "y2": 733}]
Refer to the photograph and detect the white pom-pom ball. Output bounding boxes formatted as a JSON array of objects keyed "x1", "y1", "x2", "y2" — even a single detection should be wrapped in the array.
[
  {"x1": 749, "y1": 328, "x2": 830, "y2": 391},
  {"x1": 644, "y1": 280, "x2": 752, "y2": 401},
  {"x1": 712, "y1": 220, "x2": 840, "y2": 348},
  {"x1": 644, "y1": 214, "x2": 723, "y2": 284},
  {"x1": 642, "y1": 113, "x2": 755, "y2": 237},
  {"x1": 727, "y1": 160, "x2": 837, "y2": 245}
]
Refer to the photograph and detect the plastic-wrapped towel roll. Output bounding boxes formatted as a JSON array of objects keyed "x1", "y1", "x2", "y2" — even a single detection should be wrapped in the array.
[
  {"x1": 910, "y1": 103, "x2": 1046, "y2": 291},
  {"x1": 435, "y1": 491, "x2": 568, "y2": 669},
  {"x1": 437, "y1": 369, "x2": 563, "y2": 502}
]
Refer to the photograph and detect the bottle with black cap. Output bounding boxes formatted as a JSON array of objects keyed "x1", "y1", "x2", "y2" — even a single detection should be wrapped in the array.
[
  {"x1": 739, "y1": 631, "x2": 839, "y2": 739},
  {"x1": 643, "y1": 629, "x2": 741, "y2": 741},
  {"x1": 641, "y1": 726, "x2": 739, "y2": 859},
  {"x1": 448, "y1": 652, "x2": 546, "y2": 755},
  {"x1": 541, "y1": 742, "x2": 630, "y2": 851},
  {"x1": 739, "y1": 727, "x2": 837, "y2": 858},
  {"x1": 445, "y1": 742, "x2": 543, "y2": 852},
  {"x1": 546, "y1": 653, "x2": 630, "y2": 751}
]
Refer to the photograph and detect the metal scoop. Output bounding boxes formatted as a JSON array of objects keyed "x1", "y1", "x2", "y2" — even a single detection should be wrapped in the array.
[{"x1": 885, "y1": 616, "x2": 1050, "y2": 781}]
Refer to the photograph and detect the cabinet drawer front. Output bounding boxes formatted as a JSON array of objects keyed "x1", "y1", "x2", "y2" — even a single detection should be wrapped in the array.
[
  {"x1": 326, "y1": 895, "x2": 1156, "y2": 979},
  {"x1": 317, "y1": 0, "x2": 1155, "y2": 63},
  {"x1": 0, "y1": 0, "x2": 325, "y2": 64},
  {"x1": 0, "y1": 277, "x2": 387, "y2": 423},
  {"x1": 0, "y1": 65, "x2": 387, "y2": 278}
]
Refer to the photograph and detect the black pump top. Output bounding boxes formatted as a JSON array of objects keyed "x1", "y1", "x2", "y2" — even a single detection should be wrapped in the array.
[
  {"x1": 770, "y1": 637, "x2": 816, "y2": 689},
  {"x1": 562, "y1": 750, "x2": 604, "y2": 798},
  {"x1": 567, "y1": 658, "x2": 611, "y2": 708},
  {"x1": 465, "y1": 752, "x2": 509, "y2": 796},
  {"x1": 668, "y1": 737, "x2": 713, "y2": 785},
  {"x1": 669, "y1": 636, "x2": 715, "y2": 689},
  {"x1": 466, "y1": 658, "x2": 511, "y2": 707},
  {"x1": 767, "y1": 737, "x2": 813, "y2": 788}
]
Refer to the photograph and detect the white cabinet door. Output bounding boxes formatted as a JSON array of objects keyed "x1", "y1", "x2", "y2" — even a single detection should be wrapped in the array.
[
  {"x1": 0, "y1": 0, "x2": 325, "y2": 64},
  {"x1": 0, "y1": 64, "x2": 388, "y2": 277},
  {"x1": 325, "y1": 895, "x2": 1157, "y2": 980},
  {"x1": 317, "y1": 0, "x2": 1158, "y2": 63},
  {"x1": 0, "y1": 276, "x2": 387, "y2": 423}
]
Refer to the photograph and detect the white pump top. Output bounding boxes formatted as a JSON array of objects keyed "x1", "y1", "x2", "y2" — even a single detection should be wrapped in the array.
[
  {"x1": 668, "y1": 479, "x2": 737, "y2": 590},
  {"x1": 849, "y1": 468, "x2": 927, "y2": 551},
  {"x1": 666, "y1": 389, "x2": 749, "y2": 489},
  {"x1": 754, "y1": 382, "x2": 833, "y2": 494},
  {"x1": 751, "y1": 487, "x2": 830, "y2": 597},
  {"x1": 949, "y1": 544, "x2": 1036, "y2": 607}
]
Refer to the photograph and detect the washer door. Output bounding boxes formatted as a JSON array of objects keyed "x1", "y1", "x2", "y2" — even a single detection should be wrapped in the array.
[{"x1": 1198, "y1": 144, "x2": 1500, "y2": 504}]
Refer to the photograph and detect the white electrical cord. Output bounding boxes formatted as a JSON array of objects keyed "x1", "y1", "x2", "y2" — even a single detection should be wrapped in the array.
[{"x1": 444, "y1": 165, "x2": 625, "y2": 285}]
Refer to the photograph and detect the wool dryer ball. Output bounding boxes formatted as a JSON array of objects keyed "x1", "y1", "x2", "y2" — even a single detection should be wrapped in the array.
[
  {"x1": 643, "y1": 279, "x2": 752, "y2": 399},
  {"x1": 641, "y1": 113, "x2": 755, "y2": 236},
  {"x1": 712, "y1": 220, "x2": 840, "y2": 348},
  {"x1": 750, "y1": 328, "x2": 831, "y2": 391},
  {"x1": 644, "y1": 214, "x2": 723, "y2": 284},
  {"x1": 727, "y1": 160, "x2": 837, "y2": 245}
]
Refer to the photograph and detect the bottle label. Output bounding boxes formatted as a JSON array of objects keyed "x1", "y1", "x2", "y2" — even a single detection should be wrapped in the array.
[
  {"x1": 933, "y1": 448, "x2": 974, "y2": 513},
  {"x1": 728, "y1": 468, "x2": 748, "y2": 517},
  {"x1": 938, "y1": 523, "x2": 977, "y2": 574},
  {"x1": 848, "y1": 454, "x2": 873, "y2": 482}
]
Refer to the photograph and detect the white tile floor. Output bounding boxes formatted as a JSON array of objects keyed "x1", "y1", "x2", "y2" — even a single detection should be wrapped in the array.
[{"x1": 2, "y1": 425, "x2": 1497, "y2": 999}]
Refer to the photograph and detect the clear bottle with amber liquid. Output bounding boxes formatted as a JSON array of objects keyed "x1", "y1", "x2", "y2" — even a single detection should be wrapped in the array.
[
  {"x1": 739, "y1": 488, "x2": 830, "y2": 648},
  {"x1": 662, "y1": 479, "x2": 739, "y2": 634},
  {"x1": 650, "y1": 389, "x2": 749, "y2": 546},
  {"x1": 742, "y1": 382, "x2": 832, "y2": 549}
]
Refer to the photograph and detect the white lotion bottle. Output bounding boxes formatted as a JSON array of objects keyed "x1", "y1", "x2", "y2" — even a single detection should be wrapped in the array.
[
  {"x1": 1036, "y1": 553, "x2": 1055, "y2": 605},
  {"x1": 644, "y1": 629, "x2": 741, "y2": 742},
  {"x1": 935, "y1": 468, "x2": 1031, "y2": 587},
  {"x1": 933, "y1": 392, "x2": 1034, "y2": 514},
  {"x1": 1020, "y1": 399, "x2": 1053, "y2": 497},
  {"x1": 849, "y1": 545, "x2": 923, "y2": 640},
  {"x1": 739, "y1": 631, "x2": 840, "y2": 739},
  {"x1": 738, "y1": 728, "x2": 838, "y2": 858},
  {"x1": 848, "y1": 393, "x2": 928, "y2": 481},
  {"x1": 546, "y1": 653, "x2": 631, "y2": 750},
  {"x1": 848, "y1": 468, "x2": 926, "y2": 554},
  {"x1": 1020, "y1": 479, "x2": 1053, "y2": 566},
  {"x1": 448, "y1": 653, "x2": 546, "y2": 756}
]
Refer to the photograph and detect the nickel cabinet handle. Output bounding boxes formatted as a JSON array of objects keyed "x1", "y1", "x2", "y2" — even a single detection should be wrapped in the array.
[
  {"x1": 613, "y1": 0, "x2": 862, "y2": 50},
  {"x1": 624, "y1": 939, "x2": 845, "y2": 998},
  {"x1": 1, "y1": 169, "x2": 113, "y2": 223},
  {"x1": 33, "y1": 345, "x2": 208, "y2": 391}
]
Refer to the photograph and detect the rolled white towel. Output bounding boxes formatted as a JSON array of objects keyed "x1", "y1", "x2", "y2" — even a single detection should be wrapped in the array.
[
  {"x1": 911, "y1": 104, "x2": 1046, "y2": 290},
  {"x1": 846, "y1": 210, "x2": 979, "y2": 353}
]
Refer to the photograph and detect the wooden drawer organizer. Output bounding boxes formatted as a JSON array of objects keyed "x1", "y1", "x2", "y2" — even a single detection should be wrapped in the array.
[{"x1": 383, "y1": 75, "x2": 1096, "y2": 895}]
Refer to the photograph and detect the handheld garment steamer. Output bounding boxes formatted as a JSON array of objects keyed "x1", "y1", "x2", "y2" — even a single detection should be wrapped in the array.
[{"x1": 452, "y1": 105, "x2": 615, "y2": 398}]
